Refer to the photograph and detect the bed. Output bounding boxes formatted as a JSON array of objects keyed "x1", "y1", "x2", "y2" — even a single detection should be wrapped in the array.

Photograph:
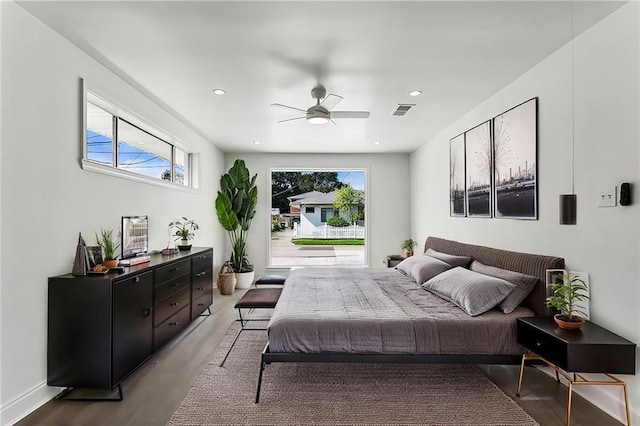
[{"x1": 255, "y1": 237, "x2": 564, "y2": 402}]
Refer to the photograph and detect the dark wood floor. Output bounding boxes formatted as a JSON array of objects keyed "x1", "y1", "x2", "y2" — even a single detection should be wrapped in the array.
[{"x1": 19, "y1": 288, "x2": 621, "y2": 425}]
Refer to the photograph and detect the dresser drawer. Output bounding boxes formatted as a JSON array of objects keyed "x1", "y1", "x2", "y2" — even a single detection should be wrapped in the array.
[
  {"x1": 192, "y1": 250, "x2": 213, "y2": 275},
  {"x1": 192, "y1": 270, "x2": 213, "y2": 301},
  {"x1": 155, "y1": 259, "x2": 191, "y2": 285},
  {"x1": 114, "y1": 270, "x2": 153, "y2": 289},
  {"x1": 155, "y1": 272, "x2": 190, "y2": 303},
  {"x1": 517, "y1": 320, "x2": 568, "y2": 370},
  {"x1": 191, "y1": 292, "x2": 213, "y2": 320},
  {"x1": 154, "y1": 286, "x2": 190, "y2": 326},
  {"x1": 154, "y1": 305, "x2": 190, "y2": 351}
]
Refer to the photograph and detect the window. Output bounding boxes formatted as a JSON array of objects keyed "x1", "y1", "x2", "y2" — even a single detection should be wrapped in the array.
[
  {"x1": 320, "y1": 208, "x2": 337, "y2": 222},
  {"x1": 269, "y1": 169, "x2": 367, "y2": 267},
  {"x1": 86, "y1": 102, "x2": 114, "y2": 166},
  {"x1": 83, "y1": 89, "x2": 195, "y2": 188}
]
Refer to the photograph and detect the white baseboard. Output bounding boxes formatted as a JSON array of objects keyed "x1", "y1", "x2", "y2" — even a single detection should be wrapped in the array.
[
  {"x1": 1, "y1": 381, "x2": 60, "y2": 426},
  {"x1": 536, "y1": 366, "x2": 638, "y2": 424}
]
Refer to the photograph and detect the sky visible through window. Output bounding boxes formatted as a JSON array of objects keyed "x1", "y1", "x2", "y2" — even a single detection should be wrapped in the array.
[
  {"x1": 337, "y1": 171, "x2": 364, "y2": 190},
  {"x1": 87, "y1": 129, "x2": 184, "y2": 180}
]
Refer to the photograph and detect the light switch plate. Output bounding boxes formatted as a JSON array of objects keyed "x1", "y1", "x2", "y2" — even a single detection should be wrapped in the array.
[{"x1": 598, "y1": 187, "x2": 617, "y2": 207}]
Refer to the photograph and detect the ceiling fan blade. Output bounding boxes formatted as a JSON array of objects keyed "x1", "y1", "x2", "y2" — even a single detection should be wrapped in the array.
[
  {"x1": 277, "y1": 116, "x2": 305, "y2": 124},
  {"x1": 271, "y1": 103, "x2": 307, "y2": 113},
  {"x1": 330, "y1": 111, "x2": 370, "y2": 119},
  {"x1": 319, "y1": 94, "x2": 343, "y2": 111}
]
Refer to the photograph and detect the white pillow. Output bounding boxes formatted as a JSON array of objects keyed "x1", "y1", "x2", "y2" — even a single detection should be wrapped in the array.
[{"x1": 422, "y1": 267, "x2": 516, "y2": 316}]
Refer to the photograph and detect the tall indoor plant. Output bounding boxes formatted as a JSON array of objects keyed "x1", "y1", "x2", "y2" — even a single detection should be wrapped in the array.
[{"x1": 215, "y1": 159, "x2": 258, "y2": 289}]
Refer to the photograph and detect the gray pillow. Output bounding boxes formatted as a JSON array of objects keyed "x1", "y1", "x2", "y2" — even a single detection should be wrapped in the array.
[
  {"x1": 422, "y1": 267, "x2": 516, "y2": 316},
  {"x1": 469, "y1": 260, "x2": 539, "y2": 314},
  {"x1": 425, "y1": 248, "x2": 471, "y2": 268},
  {"x1": 395, "y1": 254, "x2": 452, "y2": 284}
]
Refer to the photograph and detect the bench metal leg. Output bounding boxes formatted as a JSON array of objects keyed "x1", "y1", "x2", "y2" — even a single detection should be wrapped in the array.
[
  {"x1": 255, "y1": 359, "x2": 266, "y2": 403},
  {"x1": 219, "y1": 327, "x2": 243, "y2": 367}
]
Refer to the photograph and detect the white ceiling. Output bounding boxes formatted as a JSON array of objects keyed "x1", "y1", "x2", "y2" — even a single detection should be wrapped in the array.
[{"x1": 18, "y1": 1, "x2": 624, "y2": 154}]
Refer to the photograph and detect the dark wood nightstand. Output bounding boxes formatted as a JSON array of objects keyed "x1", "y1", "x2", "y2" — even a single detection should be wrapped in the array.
[
  {"x1": 385, "y1": 255, "x2": 405, "y2": 268},
  {"x1": 516, "y1": 316, "x2": 636, "y2": 425}
]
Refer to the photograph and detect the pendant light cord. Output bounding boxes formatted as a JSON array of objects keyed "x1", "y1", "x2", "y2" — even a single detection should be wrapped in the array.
[{"x1": 570, "y1": 2, "x2": 575, "y2": 194}]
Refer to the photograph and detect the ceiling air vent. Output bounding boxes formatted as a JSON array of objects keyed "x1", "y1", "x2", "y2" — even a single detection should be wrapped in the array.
[{"x1": 391, "y1": 104, "x2": 415, "y2": 117}]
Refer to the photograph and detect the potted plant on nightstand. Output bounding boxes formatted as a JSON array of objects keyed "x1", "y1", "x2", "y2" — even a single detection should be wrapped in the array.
[
  {"x1": 401, "y1": 238, "x2": 418, "y2": 257},
  {"x1": 215, "y1": 159, "x2": 258, "y2": 289},
  {"x1": 169, "y1": 217, "x2": 199, "y2": 250},
  {"x1": 96, "y1": 228, "x2": 120, "y2": 268},
  {"x1": 546, "y1": 274, "x2": 590, "y2": 330}
]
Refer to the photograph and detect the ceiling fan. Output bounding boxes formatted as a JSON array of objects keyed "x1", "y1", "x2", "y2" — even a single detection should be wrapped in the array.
[{"x1": 271, "y1": 85, "x2": 370, "y2": 125}]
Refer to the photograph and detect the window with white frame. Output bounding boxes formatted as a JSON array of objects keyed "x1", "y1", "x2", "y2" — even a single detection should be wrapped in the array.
[{"x1": 84, "y1": 90, "x2": 196, "y2": 188}]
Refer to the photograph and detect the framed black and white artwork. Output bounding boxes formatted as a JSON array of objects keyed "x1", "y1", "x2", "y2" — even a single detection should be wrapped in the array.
[
  {"x1": 465, "y1": 121, "x2": 492, "y2": 217},
  {"x1": 449, "y1": 133, "x2": 466, "y2": 217},
  {"x1": 492, "y1": 98, "x2": 538, "y2": 219}
]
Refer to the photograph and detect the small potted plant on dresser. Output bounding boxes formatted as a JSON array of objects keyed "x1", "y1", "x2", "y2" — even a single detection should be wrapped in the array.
[
  {"x1": 401, "y1": 238, "x2": 418, "y2": 257},
  {"x1": 169, "y1": 217, "x2": 199, "y2": 251},
  {"x1": 96, "y1": 228, "x2": 120, "y2": 268},
  {"x1": 546, "y1": 274, "x2": 590, "y2": 330}
]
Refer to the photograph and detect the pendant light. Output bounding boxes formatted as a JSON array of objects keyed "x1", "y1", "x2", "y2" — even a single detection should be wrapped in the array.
[{"x1": 560, "y1": 3, "x2": 577, "y2": 225}]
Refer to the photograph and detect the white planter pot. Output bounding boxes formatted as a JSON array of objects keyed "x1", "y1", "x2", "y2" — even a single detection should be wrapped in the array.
[{"x1": 235, "y1": 271, "x2": 255, "y2": 289}]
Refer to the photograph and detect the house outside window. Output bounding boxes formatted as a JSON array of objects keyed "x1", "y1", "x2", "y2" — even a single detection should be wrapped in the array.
[{"x1": 270, "y1": 169, "x2": 367, "y2": 268}]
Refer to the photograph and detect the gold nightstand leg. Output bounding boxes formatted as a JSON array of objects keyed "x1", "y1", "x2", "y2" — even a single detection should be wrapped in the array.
[
  {"x1": 516, "y1": 353, "x2": 528, "y2": 397},
  {"x1": 622, "y1": 379, "x2": 631, "y2": 426},
  {"x1": 566, "y1": 381, "x2": 573, "y2": 426}
]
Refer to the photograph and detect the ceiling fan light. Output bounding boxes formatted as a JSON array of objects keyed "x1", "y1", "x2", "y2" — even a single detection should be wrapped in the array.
[
  {"x1": 306, "y1": 108, "x2": 330, "y2": 124},
  {"x1": 307, "y1": 116, "x2": 329, "y2": 125}
]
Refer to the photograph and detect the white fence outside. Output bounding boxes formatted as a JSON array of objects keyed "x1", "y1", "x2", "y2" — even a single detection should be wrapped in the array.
[{"x1": 293, "y1": 222, "x2": 365, "y2": 239}]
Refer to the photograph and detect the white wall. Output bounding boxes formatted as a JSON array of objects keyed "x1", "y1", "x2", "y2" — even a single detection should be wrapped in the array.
[
  {"x1": 222, "y1": 153, "x2": 411, "y2": 274},
  {"x1": 410, "y1": 3, "x2": 639, "y2": 423},
  {"x1": 0, "y1": 3, "x2": 225, "y2": 424}
]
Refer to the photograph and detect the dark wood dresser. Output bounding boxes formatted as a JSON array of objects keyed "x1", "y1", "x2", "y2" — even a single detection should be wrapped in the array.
[{"x1": 47, "y1": 247, "x2": 213, "y2": 398}]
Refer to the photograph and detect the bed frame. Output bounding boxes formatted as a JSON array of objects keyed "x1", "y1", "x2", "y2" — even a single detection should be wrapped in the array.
[{"x1": 255, "y1": 237, "x2": 564, "y2": 403}]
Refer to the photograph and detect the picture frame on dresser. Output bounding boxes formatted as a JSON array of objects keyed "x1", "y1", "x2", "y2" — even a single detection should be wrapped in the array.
[
  {"x1": 492, "y1": 97, "x2": 538, "y2": 220},
  {"x1": 545, "y1": 268, "x2": 566, "y2": 296}
]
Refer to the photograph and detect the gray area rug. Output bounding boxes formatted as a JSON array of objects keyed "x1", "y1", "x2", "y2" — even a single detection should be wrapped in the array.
[{"x1": 169, "y1": 322, "x2": 538, "y2": 425}]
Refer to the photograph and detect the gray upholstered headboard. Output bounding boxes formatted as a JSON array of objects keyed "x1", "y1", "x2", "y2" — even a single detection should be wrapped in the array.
[{"x1": 424, "y1": 237, "x2": 564, "y2": 317}]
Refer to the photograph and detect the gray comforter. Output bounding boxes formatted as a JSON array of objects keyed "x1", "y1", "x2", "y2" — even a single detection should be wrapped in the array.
[{"x1": 267, "y1": 267, "x2": 532, "y2": 355}]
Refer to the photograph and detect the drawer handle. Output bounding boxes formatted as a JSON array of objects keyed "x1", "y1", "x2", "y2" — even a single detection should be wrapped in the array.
[
  {"x1": 196, "y1": 271, "x2": 207, "y2": 277},
  {"x1": 170, "y1": 267, "x2": 180, "y2": 272},
  {"x1": 169, "y1": 322, "x2": 179, "y2": 326},
  {"x1": 170, "y1": 302, "x2": 178, "y2": 307},
  {"x1": 169, "y1": 283, "x2": 179, "y2": 287},
  {"x1": 135, "y1": 276, "x2": 140, "y2": 283},
  {"x1": 535, "y1": 341, "x2": 543, "y2": 347},
  {"x1": 142, "y1": 307, "x2": 152, "y2": 317},
  {"x1": 198, "y1": 302, "x2": 206, "y2": 306},
  {"x1": 196, "y1": 287, "x2": 205, "y2": 291}
]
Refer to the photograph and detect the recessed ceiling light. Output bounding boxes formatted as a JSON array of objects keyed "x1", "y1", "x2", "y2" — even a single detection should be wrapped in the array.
[
  {"x1": 373, "y1": 141, "x2": 381, "y2": 145},
  {"x1": 253, "y1": 140, "x2": 261, "y2": 145},
  {"x1": 409, "y1": 90, "x2": 422, "y2": 97},
  {"x1": 212, "y1": 88, "x2": 226, "y2": 95}
]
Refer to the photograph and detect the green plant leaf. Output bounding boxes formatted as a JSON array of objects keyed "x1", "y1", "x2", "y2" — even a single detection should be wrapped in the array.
[{"x1": 215, "y1": 192, "x2": 239, "y2": 231}]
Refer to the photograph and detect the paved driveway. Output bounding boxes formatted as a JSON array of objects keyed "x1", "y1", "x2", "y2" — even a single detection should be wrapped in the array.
[{"x1": 270, "y1": 228, "x2": 365, "y2": 266}]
